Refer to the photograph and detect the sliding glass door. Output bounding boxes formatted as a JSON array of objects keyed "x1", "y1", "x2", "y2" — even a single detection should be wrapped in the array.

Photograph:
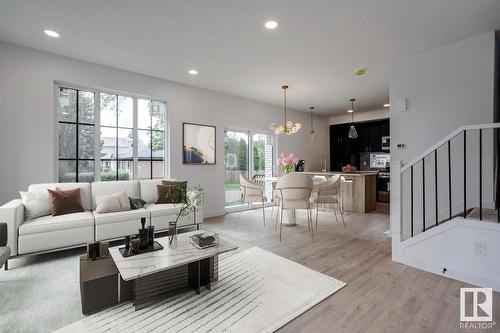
[
  {"x1": 224, "y1": 131, "x2": 249, "y2": 207},
  {"x1": 224, "y1": 130, "x2": 274, "y2": 209}
]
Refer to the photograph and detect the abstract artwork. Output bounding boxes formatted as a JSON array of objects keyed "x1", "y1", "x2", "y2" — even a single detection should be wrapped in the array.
[{"x1": 183, "y1": 122, "x2": 216, "y2": 164}]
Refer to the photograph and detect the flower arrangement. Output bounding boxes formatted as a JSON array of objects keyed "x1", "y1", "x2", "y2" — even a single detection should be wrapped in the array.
[{"x1": 277, "y1": 153, "x2": 299, "y2": 174}]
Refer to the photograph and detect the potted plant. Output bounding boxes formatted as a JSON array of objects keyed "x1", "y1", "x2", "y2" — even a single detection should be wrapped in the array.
[{"x1": 169, "y1": 185, "x2": 204, "y2": 245}]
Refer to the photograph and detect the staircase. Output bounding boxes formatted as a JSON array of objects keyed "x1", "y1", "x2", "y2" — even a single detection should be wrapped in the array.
[
  {"x1": 395, "y1": 123, "x2": 500, "y2": 291},
  {"x1": 399, "y1": 123, "x2": 500, "y2": 241}
]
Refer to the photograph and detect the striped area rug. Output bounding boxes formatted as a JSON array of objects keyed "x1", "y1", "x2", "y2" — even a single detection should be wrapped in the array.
[{"x1": 57, "y1": 247, "x2": 345, "y2": 333}]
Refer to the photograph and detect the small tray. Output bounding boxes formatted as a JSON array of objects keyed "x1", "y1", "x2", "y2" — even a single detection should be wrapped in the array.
[{"x1": 119, "y1": 241, "x2": 164, "y2": 258}]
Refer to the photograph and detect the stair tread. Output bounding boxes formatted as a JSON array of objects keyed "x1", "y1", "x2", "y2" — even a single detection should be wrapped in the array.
[{"x1": 466, "y1": 207, "x2": 498, "y2": 222}]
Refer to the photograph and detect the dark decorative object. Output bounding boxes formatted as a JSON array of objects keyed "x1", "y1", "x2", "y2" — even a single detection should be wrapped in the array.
[
  {"x1": 124, "y1": 236, "x2": 130, "y2": 251},
  {"x1": 130, "y1": 238, "x2": 141, "y2": 253},
  {"x1": 119, "y1": 241, "x2": 164, "y2": 258},
  {"x1": 190, "y1": 232, "x2": 219, "y2": 249},
  {"x1": 138, "y1": 217, "x2": 149, "y2": 250},
  {"x1": 147, "y1": 225, "x2": 155, "y2": 246},
  {"x1": 87, "y1": 241, "x2": 101, "y2": 260},
  {"x1": 183, "y1": 122, "x2": 216, "y2": 165}
]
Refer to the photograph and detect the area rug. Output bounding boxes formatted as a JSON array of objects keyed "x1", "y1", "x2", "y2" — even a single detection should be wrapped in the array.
[{"x1": 57, "y1": 247, "x2": 345, "y2": 333}]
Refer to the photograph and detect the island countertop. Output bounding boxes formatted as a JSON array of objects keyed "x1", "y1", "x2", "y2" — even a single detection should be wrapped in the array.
[
  {"x1": 300, "y1": 171, "x2": 377, "y2": 213},
  {"x1": 301, "y1": 171, "x2": 379, "y2": 177}
]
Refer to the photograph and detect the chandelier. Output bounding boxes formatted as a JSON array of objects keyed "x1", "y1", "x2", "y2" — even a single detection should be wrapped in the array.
[{"x1": 269, "y1": 85, "x2": 302, "y2": 135}]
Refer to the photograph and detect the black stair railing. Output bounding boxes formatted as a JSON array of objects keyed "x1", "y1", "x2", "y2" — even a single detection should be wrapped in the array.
[{"x1": 400, "y1": 123, "x2": 500, "y2": 241}]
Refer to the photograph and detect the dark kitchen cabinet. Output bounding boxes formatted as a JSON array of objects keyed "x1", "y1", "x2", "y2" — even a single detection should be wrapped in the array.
[{"x1": 330, "y1": 119, "x2": 389, "y2": 171}]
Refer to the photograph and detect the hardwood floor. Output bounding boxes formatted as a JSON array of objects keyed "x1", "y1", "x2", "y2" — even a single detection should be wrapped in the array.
[{"x1": 203, "y1": 204, "x2": 500, "y2": 333}]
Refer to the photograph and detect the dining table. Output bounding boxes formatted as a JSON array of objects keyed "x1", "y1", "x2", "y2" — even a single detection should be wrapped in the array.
[{"x1": 264, "y1": 171, "x2": 377, "y2": 227}]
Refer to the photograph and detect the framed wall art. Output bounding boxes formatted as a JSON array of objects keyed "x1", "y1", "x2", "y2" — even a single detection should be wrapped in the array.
[{"x1": 182, "y1": 122, "x2": 216, "y2": 165}]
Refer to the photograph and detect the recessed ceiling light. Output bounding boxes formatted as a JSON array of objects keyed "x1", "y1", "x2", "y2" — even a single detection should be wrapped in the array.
[
  {"x1": 347, "y1": 109, "x2": 353, "y2": 113},
  {"x1": 383, "y1": 103, "x2": 390, "y2": 107},
  {"x1": 265, "y1": 21, "x2": 278, "y2": 29},
  {"x1": 44, "y1": 29, "x2": 60, "y2": 38},
  {"x1": 354, "y1": 69, "x2": 366, "y2": 76},
  {"x1": 188, "y1": 69, "x2": 198, "y2": 75}
]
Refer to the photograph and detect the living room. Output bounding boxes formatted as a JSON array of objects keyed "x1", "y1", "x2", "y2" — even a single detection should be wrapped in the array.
[{"x1": 1, "y1": 1, "x2": 500, "y2": 332}]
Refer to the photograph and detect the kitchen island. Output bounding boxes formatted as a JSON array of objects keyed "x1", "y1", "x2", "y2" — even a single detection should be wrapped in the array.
[{"x1": 302, "y1": 171, "x2": 378, "y2": 213}]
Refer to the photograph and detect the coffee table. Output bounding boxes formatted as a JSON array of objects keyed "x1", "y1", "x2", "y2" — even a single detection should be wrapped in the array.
[{"x1": 109, "y1": 230, "x2": 237, "y2": 309}]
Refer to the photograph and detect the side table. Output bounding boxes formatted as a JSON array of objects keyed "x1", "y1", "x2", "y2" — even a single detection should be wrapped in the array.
[{"x1": 79, "y1": 255, "x2": 132, "y2": 315}]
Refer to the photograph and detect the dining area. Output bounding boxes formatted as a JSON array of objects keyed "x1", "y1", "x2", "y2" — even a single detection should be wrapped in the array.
[{"x1": 238, "y1": 172, "x2": 349, "y2": 243}]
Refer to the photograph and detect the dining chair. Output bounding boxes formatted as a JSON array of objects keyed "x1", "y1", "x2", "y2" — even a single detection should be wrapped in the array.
[
  {"x1": 310, "y1": 175, "x2": 346, "y2": 229},
  {"x1": 275, "y1": 173, "x2": 314, "y2": 242},
  {"x1": 239, "y1": 174, "x2": 267, "y2": 226}
]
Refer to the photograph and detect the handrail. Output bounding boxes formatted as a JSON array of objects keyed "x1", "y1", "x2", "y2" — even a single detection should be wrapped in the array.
[{"x1": 400, "y1": 122, "x2": 500, "y2": 173}]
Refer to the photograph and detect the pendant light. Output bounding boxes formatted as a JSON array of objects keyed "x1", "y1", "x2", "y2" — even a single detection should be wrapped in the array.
[
  {"x1": 347, "y1": 98, "x2": 358, "y2": 139},
  {"x1": 309, "y1": 106, "x2": 315, "y2": 141},
  {"x1": 269, "y1": 85, "x2": 302, "y2": 135}
]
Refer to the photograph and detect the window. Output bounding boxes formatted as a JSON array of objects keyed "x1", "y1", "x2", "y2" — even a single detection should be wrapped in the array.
[
  {"x1": 58, "y1": 88, "x2": 96, "y2": 182},
  {"x1": 57, "y1": 85, "x2": 167, "y2": 182}
]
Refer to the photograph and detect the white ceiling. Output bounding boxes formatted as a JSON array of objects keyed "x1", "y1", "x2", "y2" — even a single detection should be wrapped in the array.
[{"x1": 0, "y1": 0, "x2": 499, "y2": 116}]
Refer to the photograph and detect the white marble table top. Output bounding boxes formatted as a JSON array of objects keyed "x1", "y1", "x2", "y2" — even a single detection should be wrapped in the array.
[{"x1": 109, "y1": 230, "x2": 238, "y2": 281}]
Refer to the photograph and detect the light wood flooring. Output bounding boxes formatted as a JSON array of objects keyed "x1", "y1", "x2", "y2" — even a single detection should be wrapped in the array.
[{"x1": 203, "y1": 204, "x2": 500, "y2": 333}]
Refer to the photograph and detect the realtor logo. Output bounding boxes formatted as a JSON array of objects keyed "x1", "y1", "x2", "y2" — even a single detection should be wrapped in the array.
[{"x1": 460, "y1": 288, "x2": 493, "y2": 322}]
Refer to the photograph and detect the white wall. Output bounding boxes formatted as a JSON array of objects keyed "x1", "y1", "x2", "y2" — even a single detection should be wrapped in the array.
[
  {"x1": 0, "y1": 42, "x2": 330, "y2": 217},
  {"x1": 400, "y1": 218, "x2": 500, "y2": 292},
  {"x1": 390, "y1": 31, "x2": 496, "y2": 261},
  {"x1": 329, "y1": 108, "x2": 389, "y2": 125}
]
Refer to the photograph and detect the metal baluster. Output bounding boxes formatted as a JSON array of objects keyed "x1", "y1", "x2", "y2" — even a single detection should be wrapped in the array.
[
  {"x1": 448, "y1": 140, "x2": 452, "y2": 221},
  {"x1": 479, "y1": 129, "x2": 482, "y2": 220},
  {"x1": 422, "y1": 158, "x2": 426, "y2": 232},
  {"x1": 464, "y1": 130, "x2": 467, "y2": 218},
  {"x1": 435, "y1": 149, "x2": 438, "y2": 226},
  {"x1": 411, "y1": 165, "x2": 414, "y2": 237}
]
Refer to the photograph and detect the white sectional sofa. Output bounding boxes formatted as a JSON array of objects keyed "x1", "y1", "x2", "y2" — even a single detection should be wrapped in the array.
[{"x1": 0, "y1": 179, "x2": 203, "y2": 256}]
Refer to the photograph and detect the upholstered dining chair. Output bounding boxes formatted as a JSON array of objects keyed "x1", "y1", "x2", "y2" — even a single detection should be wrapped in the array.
[
  {"x1": 239, "y1": 174, "x2": 267, "y2": 226},
  {"x1": 310, "y1": 175, "x2": 346, "y2": 229},
  {"x1": 275, "y1": 173, "x2": 314, "y2": 242}
]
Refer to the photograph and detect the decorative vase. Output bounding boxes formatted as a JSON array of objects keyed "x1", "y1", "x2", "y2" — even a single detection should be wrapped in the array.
[{"x1": 168, "y1": 221, "x2": 177, "y2": 248}]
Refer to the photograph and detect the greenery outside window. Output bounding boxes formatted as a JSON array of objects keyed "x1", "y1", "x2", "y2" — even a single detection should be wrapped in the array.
[{"x1": 57, "y1": 85, "x2": 167, "y2": 182}]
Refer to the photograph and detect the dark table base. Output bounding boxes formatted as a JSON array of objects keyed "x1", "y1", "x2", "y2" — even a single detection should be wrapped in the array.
[{"x1": 132, "y1": 255, "x2": 219, "y2": 310}]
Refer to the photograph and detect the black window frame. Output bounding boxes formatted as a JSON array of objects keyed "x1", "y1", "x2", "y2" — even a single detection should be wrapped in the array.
[{"x1": 58, "y1": 87, "x2": 96, "y2": 182}]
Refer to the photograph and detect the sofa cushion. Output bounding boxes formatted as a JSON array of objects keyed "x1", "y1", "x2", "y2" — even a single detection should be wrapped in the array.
[
  {"x1": 91, "y1": 181, "x2": 140, "y2": 210},
  {"x1": 139, "y1": 179, "x2": 176, "y2": 204},
  {"x1": 28, "y1": 183, "x2": 91, "y2": 211},
  {"x1": 18, "y1": 211, "x2": 94, "y2": 236},
  {"x1": 145, "y1": 203, "x2": 183, "y2": 217},
  {"x1": 93, "y1": 208, "x2": 149, "y2": 225}
]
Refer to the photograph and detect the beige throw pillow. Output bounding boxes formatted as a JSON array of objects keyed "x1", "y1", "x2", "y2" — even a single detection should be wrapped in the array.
[
  {"x1": 20, "y1": 190, "x2": 52, "y2": 220},
  {"x1": 95, "y1": 191, "x2": 131, "y2": 214}
]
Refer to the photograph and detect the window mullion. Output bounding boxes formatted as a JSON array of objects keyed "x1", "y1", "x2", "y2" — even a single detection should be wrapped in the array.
[
  {"x1": 95, "y1": 91, "x2": 101, "y2": 181},
  {"x1": 133, "y1": 97, "x2": 138, "y2": 180}
]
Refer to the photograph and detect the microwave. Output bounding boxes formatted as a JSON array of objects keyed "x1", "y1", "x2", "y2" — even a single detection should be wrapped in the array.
[{"x1": 381, "y1": 136, "x2": 390, "y2": 151}]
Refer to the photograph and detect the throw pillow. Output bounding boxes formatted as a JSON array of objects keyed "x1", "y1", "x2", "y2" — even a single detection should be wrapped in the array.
[
  {"x1": 20, "y1": 190, "x2": 52, "y2": 220},
  {"x1": 95, "y1": 191, "x2": 131, "y2": 214},
  {"x1": 156, "y1": 184, "x2": 186, "y2": 204},
  {"x1": 129, "y1": 197, "x2": 147, "y2": 210},
  {"x1": 161, "y1": 180, "x2": 188, "y2": 203},
  {"x1": 47, "y1": 188, "x2": 85, "y2": 216}
]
